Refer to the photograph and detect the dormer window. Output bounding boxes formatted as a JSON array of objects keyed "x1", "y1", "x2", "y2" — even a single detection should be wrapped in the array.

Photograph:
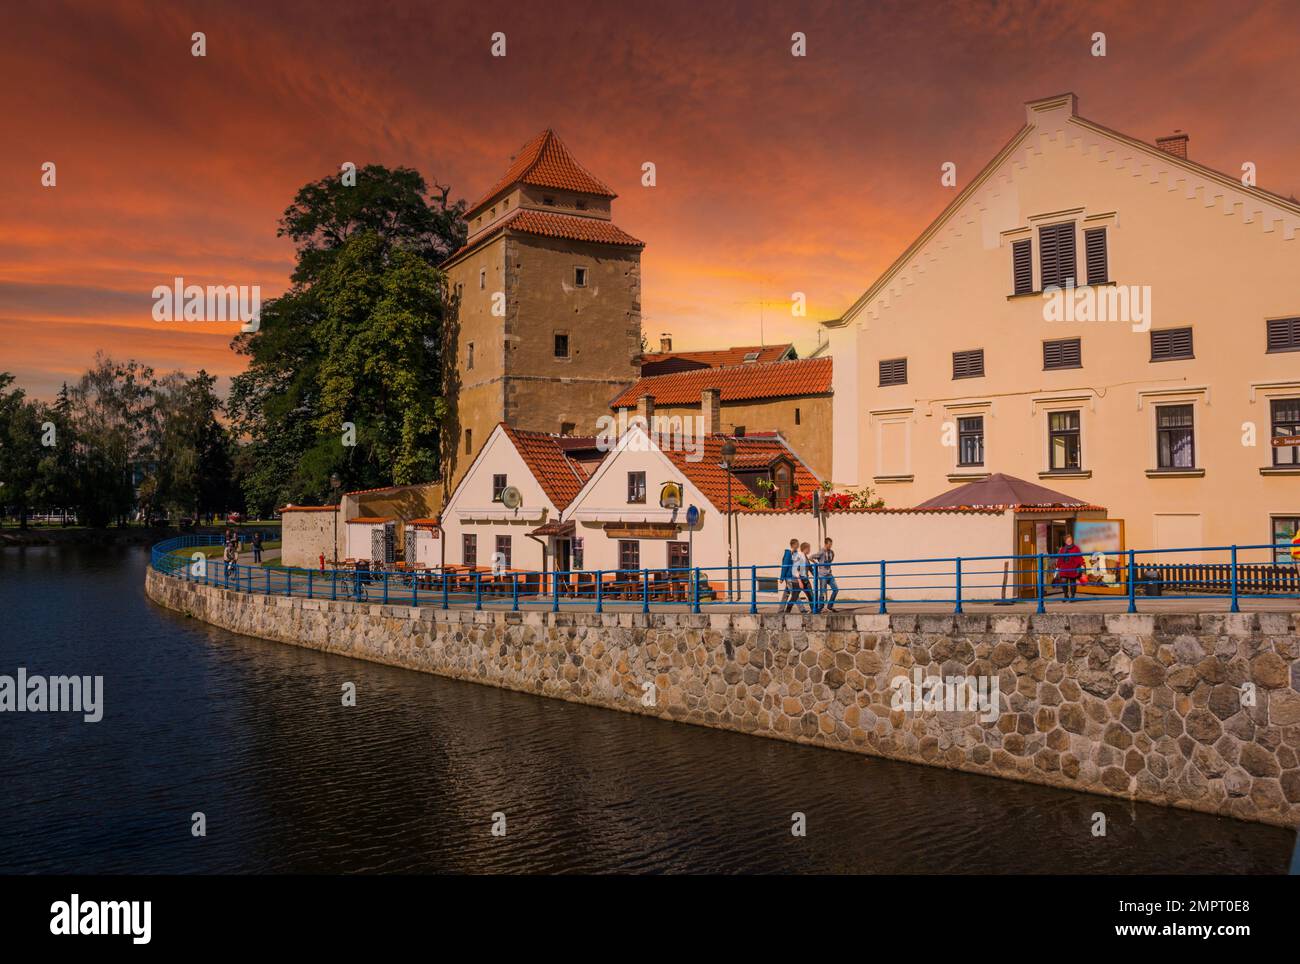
[
  {"x1": 772, "y1": 461, "x2": 794, "y2": 507},
  {"x1": 576, "y1": 200, "x2": 587, "y2": 211},
  {"x1": 543, "y1": 196, "x2": 556, "y2": 206},
  {"x1": 743, "y1": 351, "x2": 760, "y2": 363}
]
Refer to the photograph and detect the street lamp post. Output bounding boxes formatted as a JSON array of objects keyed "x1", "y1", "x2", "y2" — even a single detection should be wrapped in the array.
[
  {"x1": 720, "y1": 439, "x2": 736, "y2": 601},
  {"x1": 330, "y1": 473, "x2": 342, "y2": 565}
]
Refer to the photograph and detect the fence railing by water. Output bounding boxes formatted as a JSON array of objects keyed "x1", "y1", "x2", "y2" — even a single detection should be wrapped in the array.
[{"x1": 151, "y1": 535, "x2": 1300, "y2": 615}]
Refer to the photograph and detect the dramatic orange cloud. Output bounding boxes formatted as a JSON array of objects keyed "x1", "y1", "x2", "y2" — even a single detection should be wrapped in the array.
[{"x1": 3, "y1": 0, "x2": 1298, "y2": 397}]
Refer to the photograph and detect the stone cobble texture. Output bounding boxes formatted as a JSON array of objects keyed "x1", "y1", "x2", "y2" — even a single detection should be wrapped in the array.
[{"x1": 146, "y1": 570, "x2": 1300, "y2": 827}]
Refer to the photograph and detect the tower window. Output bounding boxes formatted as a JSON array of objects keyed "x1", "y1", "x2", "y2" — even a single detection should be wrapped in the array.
[
  {"x1": 574, "y1": 267, "x2": 587, "y2": 288},
  {"x1": 466, "y1": 342, "x2": 474, "y2": 370},
  {"x1": 478, "y1": 268, "x2": 486, "y2": 290},
  {"x1": 464, "y1": 428, "x2": 473, "y2": 455},
  {"x1": 554, "y1": 333, "x2": 570, "y2": 358}
]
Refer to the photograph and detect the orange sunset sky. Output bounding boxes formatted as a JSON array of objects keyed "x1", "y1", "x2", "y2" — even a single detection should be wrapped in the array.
[{"x1": 3, "y1": 0, "x2": 1298, "y2": 399}]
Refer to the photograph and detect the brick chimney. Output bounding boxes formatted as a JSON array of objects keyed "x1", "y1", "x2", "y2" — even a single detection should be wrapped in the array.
[
  {"x1": 701, "y1": 387, "x2": 721, "y2": 435},
  {"x1": 636, "y1": 393, "x2": 655, "y2": 425},
  {"x1": 1155, "y1": 131, "x2": 1189, "y2": 160},
  {"x1": 659, "y1": 332, "x2": 672, "y2": 352}
]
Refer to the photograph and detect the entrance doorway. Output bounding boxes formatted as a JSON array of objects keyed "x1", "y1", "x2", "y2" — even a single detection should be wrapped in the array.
[
  {"x1": 1014, "y1": 519, "x2": 1074, "y2": 598},
  {"x1": 556, "y1": 538, "x2": 572, "y2": 573}
]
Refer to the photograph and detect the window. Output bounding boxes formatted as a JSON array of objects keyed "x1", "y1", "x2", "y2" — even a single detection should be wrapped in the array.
[
  {"x1": 478, "y1": 268, "x2": 486, "y2": 290},
  {"x1": 952, "y1": 349, "x2": 985, "y2": 379},
  {"x1": 1266, "y1": 317, "x2": 1300, "y2": 353},
  {"x1": 1150, "y1": 327, "x2": 1193, "y2": 361},
  {"x1": 492, "y1": 474, "x2": 507, "y2": 501},
  {"x1": 543, "y1": 195, "x2": 556, "y2": 206},
  {"x1": 1271, "y1": 398, "x2": 1300, "y2": 466},
  {"x1": 464, "y1": 428, "x2": 473, "y2": 455},
  {"x1": 462, "y1": 534, "x2": 477, "y2": 566},
  {"x1": 1038, "y1": 222, "x2": 1077, "y2": 289},
  {"x1": 466, "y1": 342, "x2": 474, "y2": 370},
  {"x1": 1011, "y1": 239, "x2": 1033, "y2": 294},
  {"x1": 618, "y1": 540, "x2": 640, "y2": 570},
  {"x1": 574, "y1": 267, "x2": 587, "y2": 288},
  {"x1": 571, "y1": 537, "x2": 584, "y2": 570},
  {"x1": 494, "y1": 535, "x2": 512, "y2": 569},
  {"x1": 733, "y1": 426, "x2": 746, "y2": 437},
  {"x1": 1048, "y1": 411, "x2": 1081, "y2": 471},
  {"x1": 773, "y1": 462, "x2": 793, "y2": 506},
  {"x1": 743, "y1": 351, "x2": 761, "y2": 363},
  {"x1": 879, "y1": 357, "x2": 908, "y2": 386},
  {"x1": 575, "y1": 199, "x2": 587, "y2": 211},
  {"x1": 794, "y1": 407, "x2": 801, "y2": 425},
  {"x1": 1085, "y1": 227, "x2": 1108, "y2": 285},
  {"x1": 627, "y1": 471, "x2": 646, "y2": 504},
  {"x1": 554, "y1": 333, "x2": 569, "y2": 358},
  {"x1": 1156, "y1": 404, "x2": 1195, "y2": 469},
  {"x1": 1272, "y1": 517, "x2": 1300, "y2": 563},
  {"x1": 503, "y1": 198, "x2": 509, "y2": 210},
  {"x1": 1043, "y1": 337, "x2": 1082, "y2": 370},
  {"x1": 668, "y1": 541, "x2": 690, "y2": 570},
  {"x1": 957, "y1": 416, "x2": 984, "y2": 467},
  {"x1": 489, "y1": 206, "x2": 496, "y2": 219},
  {"x1": 560, "y1": 421, "x2": 576, "y2": 435}
]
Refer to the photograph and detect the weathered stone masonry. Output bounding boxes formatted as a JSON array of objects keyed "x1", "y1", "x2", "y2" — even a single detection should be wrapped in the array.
[{"x1": 146, "y1": 569, "x2": 1300, "y2": 827}]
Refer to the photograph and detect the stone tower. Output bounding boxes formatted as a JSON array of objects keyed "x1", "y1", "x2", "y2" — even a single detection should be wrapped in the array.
[{"x1": 441, "y1": 129, "x2": 643, "y2": 489}]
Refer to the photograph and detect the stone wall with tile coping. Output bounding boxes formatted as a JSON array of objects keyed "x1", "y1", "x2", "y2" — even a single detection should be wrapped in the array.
[{"x1": 145, "y1": 569, "x2": 1300, "y2": 827}]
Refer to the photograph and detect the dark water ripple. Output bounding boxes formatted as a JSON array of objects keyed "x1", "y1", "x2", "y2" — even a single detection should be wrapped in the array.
[{"x1": 0, "y1": 544, "x2": 1293, "y2": 874}]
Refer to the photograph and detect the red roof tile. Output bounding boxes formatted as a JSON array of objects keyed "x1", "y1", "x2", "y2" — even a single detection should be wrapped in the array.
[
  {"x1": 470, "y1": 129, "x2": 615, "y2": 213},
  {"x1": 661, "y1": 435, "x2": 820, "y2": 513},
  {"x1": 445, "y1": 208, "x2": 642, "y2": 264},
  {"x1": 501, "y1": 424, "x2": 602, "y2": 511},
  {"x1": 640, "y1": 344, "x2": 794, "y2": 376},
  {"x1": 611, "y1": 356, "x2": 832, "y2": 408}
]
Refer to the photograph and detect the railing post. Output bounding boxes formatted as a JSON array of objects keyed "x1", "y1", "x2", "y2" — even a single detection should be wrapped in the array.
[
  {"x1": 1035, "y1": 554, "x2": 1045, "y2": 614},
  {"x1": 383, "y1": 570, "x2": 389, "y2": 605},
  {"x1": 878, "y1": 560, "x2": 887, "y2": 614},
  {"x1": 332, "y1": 568, "x2": 338, "y2": 601},
  {"x1": 1126, "y1": 550, "x2": 1136, "y2": 613},
  {"x1": 285, "y1": 570, "x2": 292, "y2": 598},
  {"x1": 642, "y1": 568, "x2": 650, "y2": 613},
  {"x1": 512, "y1": 573, "x2": 519, "y2": 612},
  {"x1": 954, "y1": 556, "x2": 963, "y2": 614},
  {"x1": 812, "y1": 566, "x2": 820, "y2": 614},
  {"x1": 442, "y1": 570, "x2": 449, "y2": 610},
  {"x1": 750, "y1": 565, "x2": 758, "y2": 615},
  {"x1": 1230, "y1": 545, "x2": 1240, "y2": 613},
  {"x1": 266, "y1": 567, "x2": 271, "y2": 596},
  {"x1": 476, "y1": 571, "x2": 483, "y2": 611},
  {"x1": 412, "y1": 571, "x2": 418, "y2": 607},
  {"x1": 552, "y1": 570, "x2": 560, "y2": 613},
  {"x1": 692, "y1": 568, "x2": 701, "y2": 614},
  {"x1": 595, "y1": 570, "x2": 604, "y2": 614},
  {"x1": 307, "y1": 569, "x2": 313, "y2": 600}
]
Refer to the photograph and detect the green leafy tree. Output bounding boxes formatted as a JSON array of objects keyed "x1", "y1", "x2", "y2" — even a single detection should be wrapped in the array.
[
  {"x1": 229, "y1": 165, "x2": 466, "y2": 512},
  {"x1": 0, "y1": 374, "x2": 44, "y2": 527}
]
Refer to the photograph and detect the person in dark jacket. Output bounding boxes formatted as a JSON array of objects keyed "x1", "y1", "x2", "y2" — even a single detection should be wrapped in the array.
[
  {"x1": 252, "y1": 531, "x2": 263, "y2": 564},
  {"x1": 1055, "y1": 533, "x2": 1085, "y2": 600}
]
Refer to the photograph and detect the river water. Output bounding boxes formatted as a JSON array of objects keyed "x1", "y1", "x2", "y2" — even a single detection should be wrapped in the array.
[{"x1": 0, "y1": 544, "x2": 1292, "y2": 873}]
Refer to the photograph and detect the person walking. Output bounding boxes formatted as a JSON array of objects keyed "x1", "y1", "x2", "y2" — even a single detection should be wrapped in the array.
[
  {"x1": 777, "y1": 538, "x2": 798, "y2": 610},
  {"x1": 1055, "y1": 532, "x2": 1084, "y2": 601},
  {"x1": 785, "y1": 542, "x2": 812, "y2": 613},
  {"x1": 811, "y1": 537, "x2": 839, "y2": 612},
  {"x1": 252, "y1": 531, "x2": 263, "y2": 564},
  {"x1": 223, "y1": 541, "x2": 237, "y2": 583}
]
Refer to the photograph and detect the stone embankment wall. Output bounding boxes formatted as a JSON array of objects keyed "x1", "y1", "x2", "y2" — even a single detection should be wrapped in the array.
[{"x1": 145, "y1": 569, "x2": 1300, "y2": 827}]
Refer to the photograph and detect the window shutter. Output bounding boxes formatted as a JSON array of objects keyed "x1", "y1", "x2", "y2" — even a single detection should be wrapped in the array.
[
  {"x1": 879, "y1": 357, "x2": 907, "y2": 386},
  {"x1": 1266, "y1": 317, "x2": 1300, "y2": 353},
  {"x1": 1043, "y1": 338, "x2": 1081, "y2": 370},
  {"x1": 1151, "y1": 327, "x2": 1193, "y2": 360},
  {"x1": 1085, "y1": 228, "x2": 1108, "y2": 285},
  {"x1": 1039, "y1": 222, "x2": 1076, "y2": 288},
  {"x1": 1012, "y1": 239, "x2": 1033, "y2": 294},
  {"x1": 952, "y1": 349, "x2": 985, "y2": 379}
]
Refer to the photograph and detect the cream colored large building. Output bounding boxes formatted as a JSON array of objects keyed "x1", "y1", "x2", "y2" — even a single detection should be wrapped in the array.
[{"x1": 826, "y1": 93, "x2": 1300, "y2": 559}]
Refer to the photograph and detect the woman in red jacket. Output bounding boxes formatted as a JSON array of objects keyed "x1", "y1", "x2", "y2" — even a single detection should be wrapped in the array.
[{"x1": 1055, "y1": 533, "x2": 1085, "y2": 601}]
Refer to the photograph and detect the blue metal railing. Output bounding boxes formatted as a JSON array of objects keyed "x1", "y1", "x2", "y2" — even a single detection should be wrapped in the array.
[{"x1": 150, "y1": 536, "x2": 1300, "y2": 615}]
